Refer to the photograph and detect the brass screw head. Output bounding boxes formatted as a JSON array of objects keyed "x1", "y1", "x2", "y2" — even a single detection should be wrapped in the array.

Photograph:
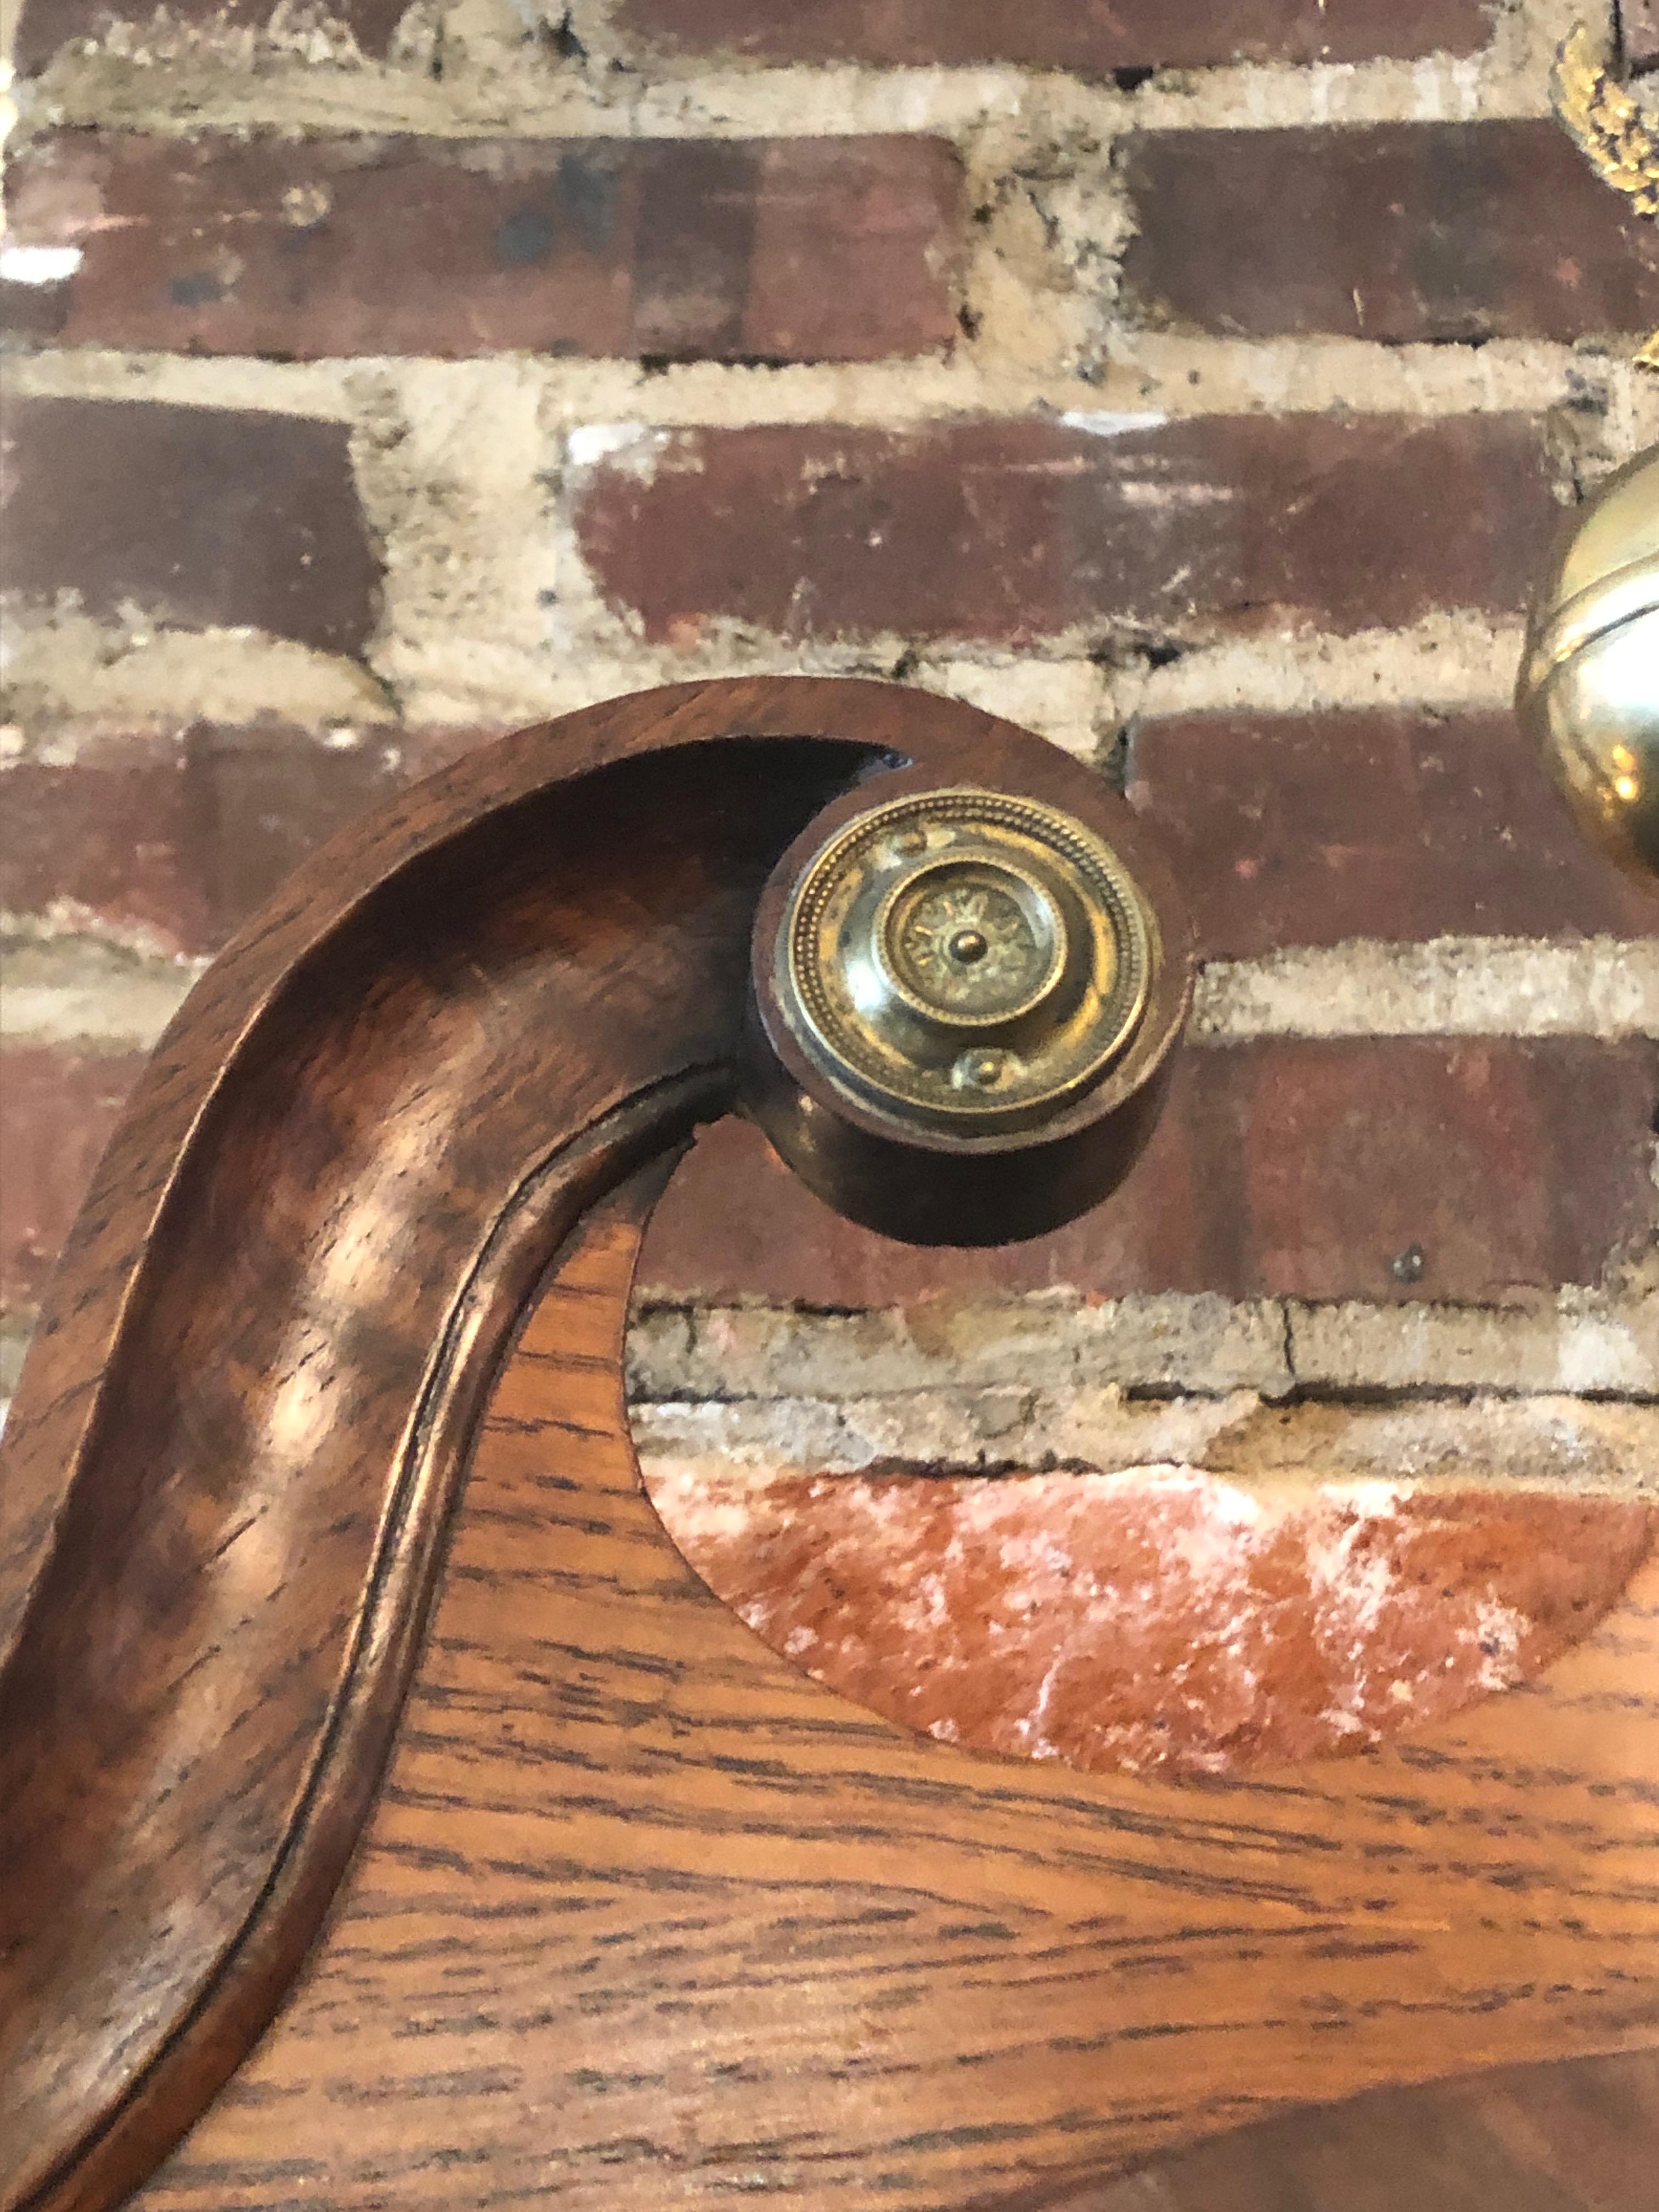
[{"x1": 775, "y1": 786, "x2": 1158, "y2": 1136}]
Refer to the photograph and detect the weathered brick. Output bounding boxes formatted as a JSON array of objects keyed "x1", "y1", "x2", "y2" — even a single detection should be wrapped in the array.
[
  {"x1": 11, "y1": 0, "x2": 409, "y2": 74},
  {"x1": 0, "y1": 260, "x2": 71, "y2": 342},
  {"x1": 1, "y1": 748, "x2": 206, "y2": 957},
  {"x1": 640, "y1": 1041, "x2": 1659, "y2": 1305},
  {"x1": 192, "y1": 725, "x2": 407, "y2": 930},
  {"x1": 0, "y1": 724, "x2": 489, "y2": 958},
  {"x1": 1126, "y1": 709, "x2": 1659, "y2": 958},
  {"x1": 0, "y1": 733, "x2": 369, "y2": 959},
  {"x1": 1119, "y1": 122, "x2": 1659, "y2": 344},
  {"x1": 8, "y1": 1034, "x2": 1652, "y2": 1325},
  {"x1": 0, "y1": 1048, "x2": 146, "y2": 1314},
  {"x1": 1624, "y1": 0, "x2": 1659, "y2": 74},
  {"x1": 1225, "y1": 1041, "x2": 1657, "y2": 1302},
  {"x1": 13, "y1": 1035, "x2": 1650, "y2": 1328},
  {"x1": 0, "y1": 397, "x2": 381, "y2": 656},
  {"x1": 614, "y1": 0, "x2": 1489, "y2": 71},
  {"x1": 575, "y1": 415, "x2": 1556, "y2": 647},
  {"x1": 19, "y1": 709, "x2": 1639, "y2": 980},
  {"x1": 1, "y1": 133, "x2": 962, "y2": 364}
]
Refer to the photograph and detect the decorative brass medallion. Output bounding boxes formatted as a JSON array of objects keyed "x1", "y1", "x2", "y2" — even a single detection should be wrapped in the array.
[{"x1": 777, "y1": 786, "x2": 1156, "y2": 1135}]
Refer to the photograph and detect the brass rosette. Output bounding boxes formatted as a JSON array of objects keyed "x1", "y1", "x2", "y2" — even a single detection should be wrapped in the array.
[{"x1": 776, "y1": 786, "x2": 1157, "y2": 1137}]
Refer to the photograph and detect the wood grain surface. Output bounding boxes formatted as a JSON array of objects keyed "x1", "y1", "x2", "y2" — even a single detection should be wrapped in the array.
[
  {"x1": 2, "y1": 678, "x2": 1654, "y2": 2212},
  {"x1": 131, "y1": 1191, "x2": 1659, "y2": 2210}
]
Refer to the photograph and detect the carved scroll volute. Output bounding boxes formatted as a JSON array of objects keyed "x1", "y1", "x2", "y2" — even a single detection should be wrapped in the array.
[
  {"x1": 0, "y1": 679, "x2": 1190, "y2": 2212},
  {"x1": 743, "y1": 756, "x2": 1190, "y2": 1244}
]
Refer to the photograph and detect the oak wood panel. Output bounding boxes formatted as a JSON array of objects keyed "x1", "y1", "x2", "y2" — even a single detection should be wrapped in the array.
[{"x1": 130, "y1": 1190, "x2": 1659, "y2": 2210}]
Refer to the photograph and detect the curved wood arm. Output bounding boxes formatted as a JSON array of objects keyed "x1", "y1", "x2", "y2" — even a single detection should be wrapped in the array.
[
  {"x1": 0, "y1": 682, "x2": 899, "y2": 2209},
  {"x1": 1, "y1": 679, "x2": 1654, "y2": 2212}
]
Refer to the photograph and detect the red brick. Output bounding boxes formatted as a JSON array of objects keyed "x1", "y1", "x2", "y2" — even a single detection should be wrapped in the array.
[
  {"x1": 11, "y1": 0, "x2": 408, "y2": 73},
  {"x1": 614, "y1": 0, "x2": 1489, "y2": 71},
  {"x1": 0, "y1": 748, "x2": 206, "y2": 958},
  {"x1": 0, "y1": 397, "x2": 380, "y2": 657},
  {"x1": 1, "y1": 133, "x2": 962, "y2": 364},
  {"x1": 1119, "y1": 122, "x2": 1659, "y2": 343},
  {"x1": 575, "y1": 414, "x2": 1557, "y2": 648},
  {"x1": 8, "y1": 1032, "x2": 1652, "y2": 1323},
  {"x1": 1228, "y1": 1041, "x2": 1657, "y2": 1302},
  {"x1": 0, "y1": 1048, "x2": 146, "y2": 1314},
  {"x1": 0, "y1": 724, "x2": 495, "y2": 958},
  {"x1": 641, "y1": 1040, "x2": 1659, "y2": 1303},
  {"x1": 1125, "y1": 709, "x2": 1659, "y2": 958},
  {"x1": 0, "y1": 259, "x2": 71, "y2": 341},
  {"x1": 1623, "y1": 0, "x2": 1659, "y2": 73},
  {"x1": 191, "y1": 725, "x2": 410, "y2": 933}
]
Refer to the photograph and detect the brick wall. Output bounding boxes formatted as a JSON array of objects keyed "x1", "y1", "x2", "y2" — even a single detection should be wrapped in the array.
[{"x1": 3, "y1": 0, "x2": 1657, "y2": 1522}]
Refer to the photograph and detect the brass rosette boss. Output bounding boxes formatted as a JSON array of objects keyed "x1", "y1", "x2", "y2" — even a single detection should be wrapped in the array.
[{"x1": 774, "y1": 787, "x2": 1156, "y2": 1138}]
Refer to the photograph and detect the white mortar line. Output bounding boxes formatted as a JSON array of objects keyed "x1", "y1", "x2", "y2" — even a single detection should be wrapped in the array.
[
  {"x1": 0, "y1": 620, "x2": 1533, "y2": 747},
  {"x1": 0, "y1": 612, "x2": 1546, "y2": 730},
  {"x1": 7, "y1": 935, "x2": 1654, "y2": 1054},
  {"x1": 18, "y1": 43, "x2": 1565, "y2": 144},
  {"x1": 0, "y1": 960, "x2": 203, "y2": 1051},
  {"x1": 1193, "y1": 939, "x2": 1659, "y2": 1041},
  {"x1": 624, "y1": 1373, "x2": 1659, "y2": 1467},
  {"x1": 358, "y1": 623, "x2": 1537, "y2": 755},
  {"x1": 6, "y1": 338, "x2": 1648, "y2": 430},
  {"x1": 1098, "y1": 613, "x2": 1532, "y2": 718}
]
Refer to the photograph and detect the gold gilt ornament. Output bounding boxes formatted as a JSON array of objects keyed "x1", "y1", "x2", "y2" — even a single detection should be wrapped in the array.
[{"x1": 1553, "y1": 21, "x2": 1659, "y2": 368}]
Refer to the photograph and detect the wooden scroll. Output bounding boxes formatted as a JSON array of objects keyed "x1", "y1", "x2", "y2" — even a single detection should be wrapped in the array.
[{"x1": 1, "y1": 679, "x2": 1654, "y2": 2211}]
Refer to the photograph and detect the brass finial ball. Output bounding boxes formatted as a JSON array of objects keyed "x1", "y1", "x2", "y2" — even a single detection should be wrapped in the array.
[{"x1": 1518, "y1": 447, "x2": 1659, "y2": 884}]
